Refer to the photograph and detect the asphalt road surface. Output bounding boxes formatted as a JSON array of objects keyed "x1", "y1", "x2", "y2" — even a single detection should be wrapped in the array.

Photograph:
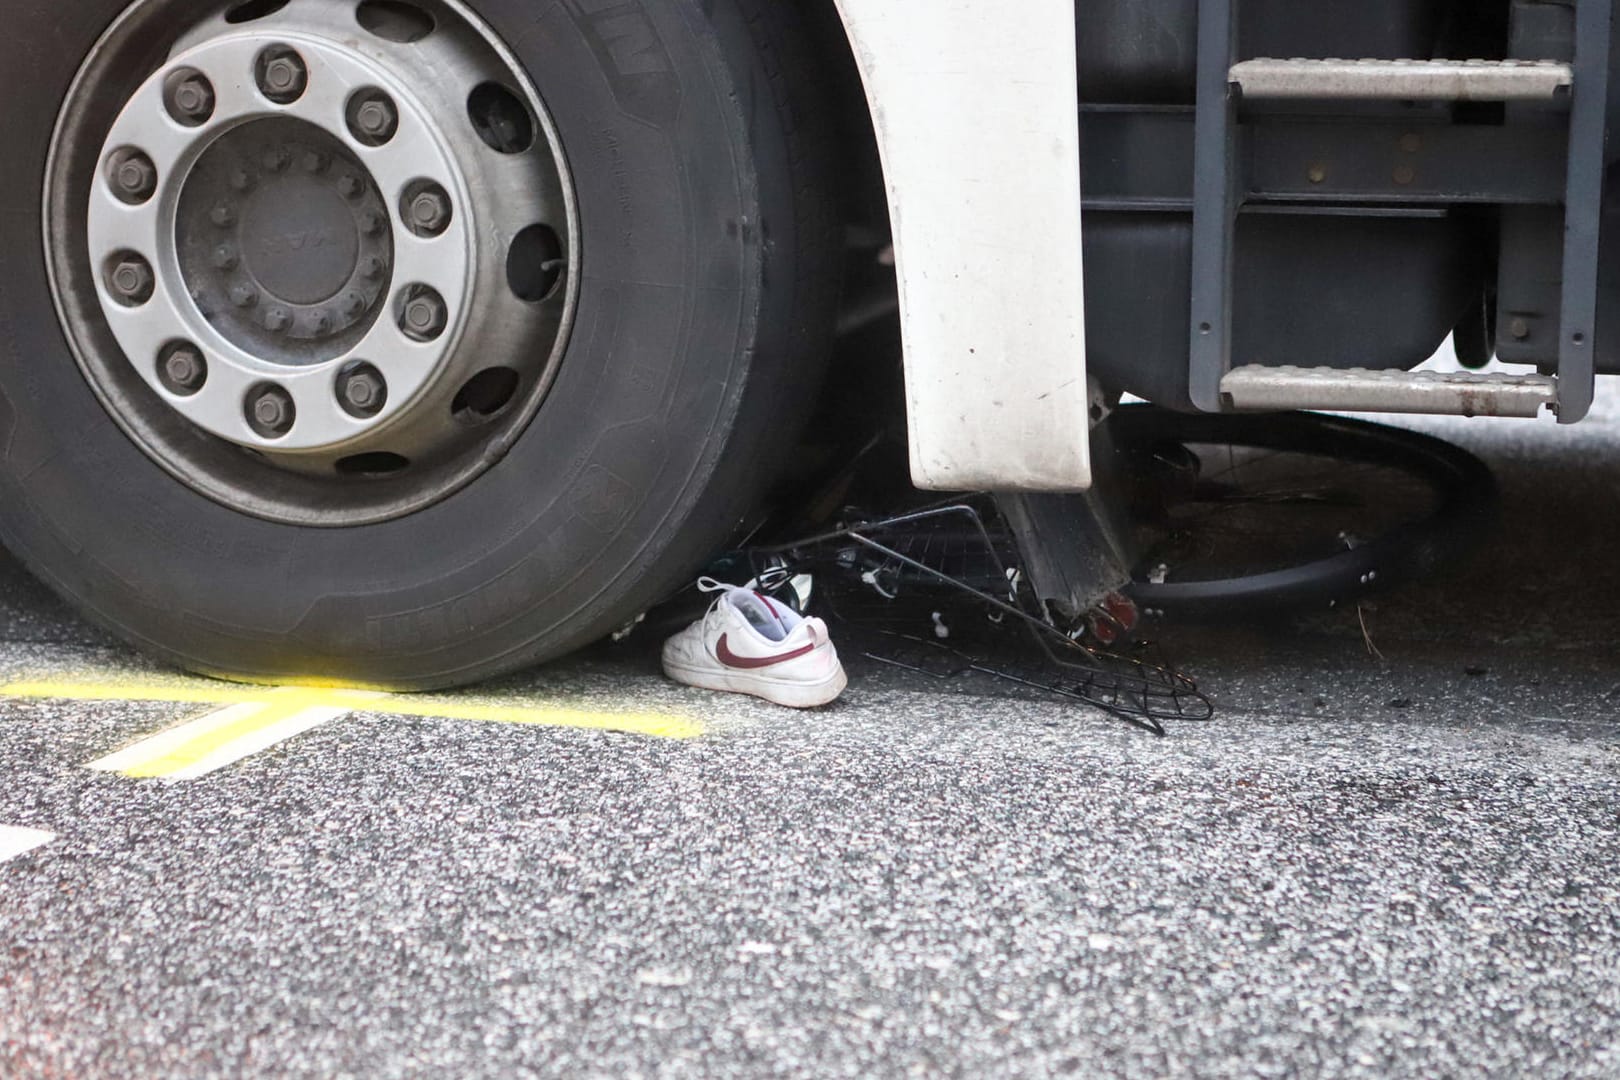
[{"x1": 3, "y1": 375, "x2": 1619, "y2": 1078}]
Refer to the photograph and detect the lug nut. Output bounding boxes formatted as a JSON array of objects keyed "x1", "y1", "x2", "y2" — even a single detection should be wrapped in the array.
[
  {"x1": 400, "y1": 289, "x2": 448, "y2": 341},
  {"x1": 160, "y1": 344, "x2": 207, "y2": 394},
  {"x1": 300, "y1": 149, "x2": 330, "y2": 174},
  {"x1": 229, "y1": 168, "x2": 254, "y2": 192},
  {"x1": 336, "y1": 173, "x2": 363, "y2": 199},
  {"x1": 264, "y1": 307, "x2": 293, "y2": 333},
  {"x1": 246, "y1": 385, "x2": 295, "y2": 436},
  {"x1": 229, "y1": 282, "x2": 259, "y2": 309},
  {"x1": 108, "y1": 256, "x2": 155, "y2": 305},
  {"x1": 257, "y1": 49, "x2": 308, "y2": 104},
  {"x1": 340, "y1": 291, "x2": 366, "y2": 318},
  {"x1": 339, "y1": 366, "x2": 387, "y2": 417},
  {"x1": 110, "y1": 152, "x2": 157, "y2": 204},
  {"x1": 262, "y1": 148, "x2": 290, "y2": 173},
  {"x1": 406, "y1": 186, "x2": 452, "y2": 237},
  {"x1": 167, "y1": 73, "x2": 215, "y2": 125},
  {"x1": 310, "y1": 311, "x2": 333, "y2": 335},
  {"x1": 359, "y1": 209, "x2": 387, "y2": 236},
  {"x1": 361, "y1": 255, "x2": 387, "y2": 280},
  {"x1": 349, "y1": 91, "x2": 399, "y2": 144},
  {"x1": 211, "y1": 244, "x2": 239, "y2": 271}
]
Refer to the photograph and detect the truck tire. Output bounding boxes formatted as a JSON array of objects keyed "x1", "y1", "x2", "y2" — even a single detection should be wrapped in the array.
[{"x1": 0, "y1": 0, "x2": 839, "y2": 688}]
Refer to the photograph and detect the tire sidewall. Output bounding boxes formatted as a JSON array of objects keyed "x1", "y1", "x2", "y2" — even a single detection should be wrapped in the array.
[{"x1": 0, "y1": 0, "x2": 790, "y2": 685}]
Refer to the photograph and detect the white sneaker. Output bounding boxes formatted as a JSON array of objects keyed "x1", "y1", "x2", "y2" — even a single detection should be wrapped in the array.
[{"x1": 662, "y1": 578, "x2": 847, "y2": 708}]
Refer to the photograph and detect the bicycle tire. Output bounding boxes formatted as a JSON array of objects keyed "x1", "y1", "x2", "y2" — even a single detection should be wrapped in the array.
[{"x1": 1108, "y1": 407, "x2": 1497, "y2": 618}]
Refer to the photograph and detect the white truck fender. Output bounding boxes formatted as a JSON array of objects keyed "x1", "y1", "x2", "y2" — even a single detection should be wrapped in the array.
[{"x1": 833, "y1": 0, "x2": 1092, "y2": 492}]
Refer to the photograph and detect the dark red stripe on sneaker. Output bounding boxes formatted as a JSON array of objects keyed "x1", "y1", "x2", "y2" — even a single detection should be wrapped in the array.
[{"x1": 717, "y1": 634, "x2": 815, "y2": 670}]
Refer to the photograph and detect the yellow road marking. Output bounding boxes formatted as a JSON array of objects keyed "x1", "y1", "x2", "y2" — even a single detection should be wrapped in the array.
[
  {"x1": 87, "y1": 688, "x2": 383, "y2": 780},
  {"x1": 2, "y1": 673, "x2": 705, "y2": 780}
]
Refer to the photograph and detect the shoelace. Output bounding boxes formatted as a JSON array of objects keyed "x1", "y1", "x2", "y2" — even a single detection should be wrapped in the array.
[
  {"x1": 695, "y1": 576, "x2": 736, "y2": 596},
  {"x1": 696, "y1": 577, "x2": 795, "y2": 639}
]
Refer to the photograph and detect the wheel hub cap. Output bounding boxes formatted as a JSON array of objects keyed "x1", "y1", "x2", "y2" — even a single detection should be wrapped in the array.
[{"x1": 177, "y1": 118, "x2": 392, "y2": 361}]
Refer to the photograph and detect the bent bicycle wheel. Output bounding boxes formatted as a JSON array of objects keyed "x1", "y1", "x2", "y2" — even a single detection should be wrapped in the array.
[{"x1": 1107, "y1": 407, "x2": 1497, "y2": 619}]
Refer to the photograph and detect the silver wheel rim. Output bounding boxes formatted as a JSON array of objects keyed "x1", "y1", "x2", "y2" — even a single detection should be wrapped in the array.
[{"x1": 44, "y1": 0, "x2": 580, "y2": 525}]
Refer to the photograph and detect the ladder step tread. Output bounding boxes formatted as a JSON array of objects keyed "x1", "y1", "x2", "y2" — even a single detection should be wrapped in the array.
[
  {"x1": 1220, "y1": 365, "x2": 1557, "y2": 417},
  {"x1": 1231, "y1": 58, "x2": 1573, "y2": 101}
]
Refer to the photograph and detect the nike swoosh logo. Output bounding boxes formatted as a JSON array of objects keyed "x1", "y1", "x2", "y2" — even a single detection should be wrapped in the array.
[{"x1": 716, "y1": 634, "x2": 816, "y2": 670}]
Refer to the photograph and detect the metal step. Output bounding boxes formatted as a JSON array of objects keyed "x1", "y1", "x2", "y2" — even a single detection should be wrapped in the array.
[
  {"x1": 1220, "y1": 366, "x2": 1558, "y2": 417},
  {"x1": 1230, "y1": 58, "x2": 1573, "y2": 102}
]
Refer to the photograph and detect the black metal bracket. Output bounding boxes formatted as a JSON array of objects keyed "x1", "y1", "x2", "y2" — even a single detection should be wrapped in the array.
[
  {"x1": 1555, "y1": 0, "x2": 1615, "y2": 423},
  {"x1": 1187, "y1": 0, "x2": 1239, "y2": 413}
]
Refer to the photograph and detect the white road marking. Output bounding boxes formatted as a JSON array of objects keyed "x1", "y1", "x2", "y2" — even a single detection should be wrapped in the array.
[{"x1": 0, "y1": 825, "x2": 55, "y2": 863}]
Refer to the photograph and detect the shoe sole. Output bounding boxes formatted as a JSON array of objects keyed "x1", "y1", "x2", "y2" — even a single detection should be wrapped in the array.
[{"x1": 662, "y1": 656, "x2": 848, "y2": 709}]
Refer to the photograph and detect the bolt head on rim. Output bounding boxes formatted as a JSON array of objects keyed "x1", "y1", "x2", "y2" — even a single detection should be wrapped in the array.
[
  {"x1": 107, "y1": 254, "x2": 155, "y2": 305},
  {"x1": 159, "y1": 343, "x2": 207, "y2": 395},
  {"x1": 246, "y1": 384, "x2": 295, "y2": 437},
  {"x1": 404, "y1": 182, "x2": 453, "y2": 237},
  {"x1": 400, "y1": 287, "x2": 448, "y2": 341},
  {"x1": 348, "y1": 90, "x2": 399, "y2": 145},
  {"x1": 256, "y1": 46, "x2": 308, "y2": 104},
  {"x1": 108, "y1": 150, "x2": 157, "y2": 204},
  {"x1": 338, "y1": 364, "x2": 388, "y2": 418},
  {"x1": 165, "y1": 70, "x2": 215, "y2": 125}
]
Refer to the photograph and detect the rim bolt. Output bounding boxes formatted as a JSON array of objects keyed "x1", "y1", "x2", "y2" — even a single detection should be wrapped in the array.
[
  {"x1": 211, "y1": 202, "x2": 237, "y2": 228},
  {"x1": 406, "y1": 187, "x2": 452, "y2": 237},
  {"x1": 111, "y1": 152, "x2": 157, "y2": 204},
  {"x1": 361, "y1": 255, "x2": 387, "y2": 280},
  {"x1": 258, "y1": 49, "x2": 308, "y2": 104},
  {"x1": 311, "y1": 311, "x2": 333, "y2": 334},
  {"x1": 336, "y1": 173, "x2": 363, "y2": 199},
  {"x1": 262, "y1": 148, "x2": 290, "y2": 173},
  {"x1": 211, "y1": 244, "x2": 239, "y2": 270},
  {"x1": 349, "y1": 92, "x2": 399, "y2": 144},
  {"x1": 401, "y1": 289, "x2": 448, "y2": 341},
  {"x1": 264, "y1": 307, "x2": 292, "y2": 333},
  {"x1": 360, "y1": 210, "x2": 387, "y2": 236},
  {"x1": 339, "y1": 366, "x2": 387, "y2": 417},
  {"x1": 161, "y1": 344, "x2": 207, "y2": 394},
  {"x1": 247, "y1": 385, "x2": 295, "y2": 437},
  {"x1": 300, "y1": 149, "x2": 330, "y2": 174},
  {"x1": 229, "y1": 168, "x2": 254, "y2": 192},
  {"x1": 108, "y1": 256, "x2": 155, "y2": 305},
  {"x1": 230, "y1": 283, "x2": 259, "y2": 309},
  {"x1": 340, "y1": 292, "x2": 366, "y2": 318},
  {"x1": 168, "y1": 73, "x2": 215, "y2": 125}
]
